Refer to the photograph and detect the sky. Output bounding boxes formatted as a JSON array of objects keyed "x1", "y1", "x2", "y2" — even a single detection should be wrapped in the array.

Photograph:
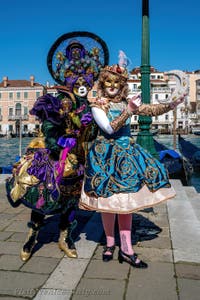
[{"x1": 0, "y1": 0, "x2": 200, "y2": 85}]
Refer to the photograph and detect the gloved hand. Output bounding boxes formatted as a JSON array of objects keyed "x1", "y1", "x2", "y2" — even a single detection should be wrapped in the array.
[
  {"x1": 127, "y1": 93, "x2": 142, "y2": 113},
  {"x1": 169, "y1": 93, "x2": 187, "y2": 109}
]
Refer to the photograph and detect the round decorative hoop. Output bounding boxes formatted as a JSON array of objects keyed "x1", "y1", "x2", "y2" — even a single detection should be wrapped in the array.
[{"x1": 47, "y1": 31, "x2": 109, "y2": 86}]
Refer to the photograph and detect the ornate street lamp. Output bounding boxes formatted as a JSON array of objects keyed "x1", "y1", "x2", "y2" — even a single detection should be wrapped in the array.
[{"x1": 136, "y1": 0, "x2": 158, "y2": 157}]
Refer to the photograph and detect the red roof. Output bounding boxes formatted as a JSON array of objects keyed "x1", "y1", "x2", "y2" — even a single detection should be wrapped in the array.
[{"x1": 0, "y1": 79, "x2": 42, "y2": 88}]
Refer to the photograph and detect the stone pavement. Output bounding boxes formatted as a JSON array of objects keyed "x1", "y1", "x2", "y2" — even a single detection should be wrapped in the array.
[{"x1": 0, "y1": 175, "x2": 200, "y2": 300}]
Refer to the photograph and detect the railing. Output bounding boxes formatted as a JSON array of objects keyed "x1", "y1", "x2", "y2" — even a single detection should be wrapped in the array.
[
  {"x1": 8, "y1": 115, "x2": 29, "y2": 121},
  {"x1": 151, "y1": 87, "x2": 171, "y2": 92}
]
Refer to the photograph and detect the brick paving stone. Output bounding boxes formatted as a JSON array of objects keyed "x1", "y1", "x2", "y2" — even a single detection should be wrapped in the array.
[
  {"x1": 126, "y1": 262, "x2": 178, "y2": 300},
  {"x1": 72, "y1": 278, "x2": 125, "y2": 300},
  {"x1": 32, "y1": 243, "x2": 64, "y2": 259},
  {"x1": 0, "y1": 231, "x2": 13, "y2": 241},
  {"x1": 0, "y1": 241, "x2": 22, "y2": 255},
  {"x1": 152, "y1": 203, "x2": 168, "y2": 214},
  {"x1": 148, "y1": 213, "x2": 169, "y2": 227},
  {"x1": 0, "y1": 213, "x2": 18, "y2": 221},
  {"x1": 3, "y1": 206, "x2": 27, "y2": 214},
  {"x1": 135, "y1": 246, "x2": 173, "y2": 262},
  {"x1": 75, "y1": 235, "x2": 99, "y2": 259},
  {"x1": 0, "y1": 219, "x2": 14, "y2": 231},
  {"x1": 0, "y1": 271, "x2": 48, "y2": 298},
  {"x1": 138, "y1": 236, "x2": 171, "y2": 249},
  {"x1": 0, "y1": 254, "x2": 24, "y2": 270},
  {"x1": 43, "y1": 258, "x2": 90, "y2": 290},
  {"x1": 0, "y1": 179, "x2": 200, "y2": 300},
  {"x1": 175, "y1": 263, "x2": 200, "y2": 280},
  {"x1": 0, "y1": 297, "x2": 28, "y2": 300},
  {"x1": 0, "y1": 206, "x2": 8, "y2": 213},
  {"x1": 83, "y1": 259, "x2": 129, "y2": 280},
  {"x1": 177, "y1": 278, "x2": 200, "y2": 300},
  {"x1": 34, "y1": 288, "x2": 71, "y2": 300},
  {"x1": 13, "y1": 212, "x2": 31, "y2": 221},
  {"x1": 20, "y1": 256, "x2": 60, "y2": 274},
  {"x1": 8, "y1": 232, "x2": 27, "y2": 242},
  {"x1": 4, "y1": 220, "x2": 30, "y2": 232}
]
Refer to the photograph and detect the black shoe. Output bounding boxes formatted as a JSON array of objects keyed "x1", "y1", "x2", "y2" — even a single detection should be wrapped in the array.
[
  {"x1": 102, "y1": 245, "x2": 115, "y2": 262},
  {"x1": 118, "y1": 249, "x2": 148, "y2": 269}
]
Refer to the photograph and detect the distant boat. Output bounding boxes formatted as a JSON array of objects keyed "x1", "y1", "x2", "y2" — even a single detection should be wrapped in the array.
[
  {"x1": 10, "y1": 132, "x2": 35, "y2": 138},
  {"x1": 131, "y1": 129, "x2": 159, "y2": 137},
  {"x1": 192, "y1": 128, "x2": 200, "y2": 135},
  {"x1": 151, "y1": 129, "x2": 159, "y2": 136},
  {"x1": 193, "y1": 131, "x2": 200, "y2": 136},
  {"x1": 178, "y1": 135, "x2": 200, "y2": 171},
  {"x1": 154, "y1": 138, "x2": 193, "y2": 185}
]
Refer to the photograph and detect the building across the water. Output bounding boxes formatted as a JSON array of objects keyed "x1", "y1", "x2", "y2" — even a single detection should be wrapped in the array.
[
  {"x1": 0, "y1": 68, "x2": 200, "y2": 136},
  {"x1": 0, "y1": 76, "x2": 44, "y2": 136},
  {"x1": 127, "y1": 67, "x2": 200, "y2": 134}
]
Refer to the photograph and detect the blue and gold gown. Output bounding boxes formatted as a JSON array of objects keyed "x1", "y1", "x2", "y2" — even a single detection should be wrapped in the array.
[{"x1": 80, "y1": 100, "x2": 176, "y2": 213}]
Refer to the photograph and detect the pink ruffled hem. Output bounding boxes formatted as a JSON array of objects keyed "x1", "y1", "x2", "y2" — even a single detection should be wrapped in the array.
[{"x1": 79, "y1": 184, "x2": 176, "y2": 214}]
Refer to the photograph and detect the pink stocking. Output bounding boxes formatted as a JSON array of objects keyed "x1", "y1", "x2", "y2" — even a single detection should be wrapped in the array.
[
  {"x1": 118, "y1": 214, "x2": 133, "y2": 255},
  {"x1": 101, "y1": 213, "x2": 116, "y2": 249}
]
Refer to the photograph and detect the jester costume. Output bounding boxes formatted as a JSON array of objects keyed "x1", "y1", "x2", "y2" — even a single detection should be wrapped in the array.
[{"x1": 6, "y1": 32, "x2": 109, "y2": 261}]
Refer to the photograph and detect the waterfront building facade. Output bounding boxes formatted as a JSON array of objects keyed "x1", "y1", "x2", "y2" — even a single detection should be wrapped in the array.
[
  {"x1": 128, "y1": 67, "x2": 200, "y2": 134},
  {"x1": 0, "y1": 68, "x2": 200, "y2": 136},
  {"x1": 0, "y1": 76, "x2": 44, "y2": 136},
  {"x1": 187, "y1": 70, "x2": 200, "y2": 132}
]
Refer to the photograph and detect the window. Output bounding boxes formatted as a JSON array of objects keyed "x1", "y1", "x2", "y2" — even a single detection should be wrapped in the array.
[
  {"x1": 9, "y1": 108, "x2": 13, "y2": 116},
  {"x1": 165, "y1": 114, "x2": 169, "y2": 120},
  {"x1": 36, "y1": 92, "x2": 40, "y2": 98},
  {"x1": 134, "y1": 115, "x2": 138, "y2": 121},
  {"x1": 92, "y1": 90, "x2": 97, "y2": 97},
  {"x1": 9, "y1": 92, "x2": 13, "y2": 99},
  {"x1": 155, "y1": 94, "x2": 159, "y2": 100},
  {"x1": 9, "y1": 125, "x2": 13, "y2": 132},
  {"x1": 24, "y1": 107, "x2": 28, "y2": 115},
  {"x1": 16, "y1": 92, "x2": 20, "y2": 99},
  {"x1": 15, "y1": 103, "x2": 22, "y2": 116},
  {"x1": 132, "y1": 84, "x2": 138, "y2": 91},
  {"x1": 24, "y1": 92, "x2": 28, "y2": 99},
  {"x1": 155, "y1": 116, "x2": 158, "y2": 121}
]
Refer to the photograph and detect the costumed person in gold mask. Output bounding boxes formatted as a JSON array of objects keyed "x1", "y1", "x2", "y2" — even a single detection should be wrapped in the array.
[
  {"x1": 6, "y1": 32, "x2": 109, "y2": 262},
  {"x1": 79, "y1": 52, "x2": 186, "y2": 269}
]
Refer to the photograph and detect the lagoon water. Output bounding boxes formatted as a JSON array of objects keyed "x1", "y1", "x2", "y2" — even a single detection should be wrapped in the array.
[{"x1": 0, "y1": 134, "x2": 199, "y2": 192}]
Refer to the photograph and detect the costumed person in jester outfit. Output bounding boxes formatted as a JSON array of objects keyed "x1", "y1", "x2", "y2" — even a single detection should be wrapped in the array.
[
  {"x1": 6, "y1": 32, "x2": 109, "y2": 261},
  {"x1": 79, "y1": 52, "x2": 186, "y2": 269}
]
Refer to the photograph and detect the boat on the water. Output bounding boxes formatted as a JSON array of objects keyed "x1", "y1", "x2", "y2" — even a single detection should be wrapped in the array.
[
  {"x1": 191, "y1": 127, "x2": 200, "y2": 135},
  {"x1": 193, "y1": 131, "x2": 200, "y2": 136},
  {"x1": 154, "y1": 138, "x2": 193, "y2": 185},
  {"x1": 178, "y1": 134, "x2": 200, "y2": 171}
]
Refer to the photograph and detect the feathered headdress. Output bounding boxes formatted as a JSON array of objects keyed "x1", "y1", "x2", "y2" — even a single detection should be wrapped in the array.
[{"x1": 103, "y1": 50, "x2": 129, "y2": 79}]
